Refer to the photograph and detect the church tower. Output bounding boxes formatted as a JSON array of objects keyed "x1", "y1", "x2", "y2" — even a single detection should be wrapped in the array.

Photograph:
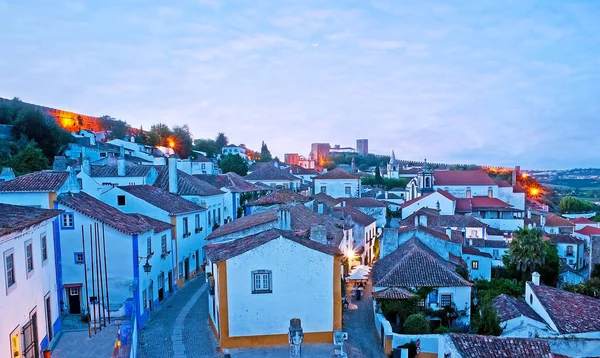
[
  {"x1": 387, "y1": 150, "x2": 399, "y2": 179},
  {"x1": 417, "y1": 159, "x2": 434, "y2": 195}
]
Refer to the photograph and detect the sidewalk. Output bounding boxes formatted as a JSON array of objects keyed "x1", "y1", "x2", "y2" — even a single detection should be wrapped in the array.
[{"x1": 52, "y1": 316, "x2": 120, "y2": 358}]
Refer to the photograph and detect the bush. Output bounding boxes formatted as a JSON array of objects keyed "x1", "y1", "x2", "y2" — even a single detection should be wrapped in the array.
[
  {"x1": 403, "y1": 314, "x2": 431, "y2": 334},
  {"x1": 433, "y1": 326, "x2": 451, "y2": 334},
  {"x1": 397, "y1": 341, "x2": 417, "y2": 358}
]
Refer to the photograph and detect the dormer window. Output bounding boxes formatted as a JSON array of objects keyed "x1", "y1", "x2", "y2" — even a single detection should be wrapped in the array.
[{"x1": 488, "y1": 187, "x2": 493, "y2": 198}]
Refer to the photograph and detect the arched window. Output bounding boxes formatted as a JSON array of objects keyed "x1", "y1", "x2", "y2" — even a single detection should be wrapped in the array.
[{"x1": 425, "y1": 177, "x2": 431, "y2": 188}]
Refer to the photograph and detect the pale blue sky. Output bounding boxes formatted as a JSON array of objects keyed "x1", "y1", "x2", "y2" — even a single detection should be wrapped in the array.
[{"x1": 1, "y1": 0, "x2": 598, "y2": 169}]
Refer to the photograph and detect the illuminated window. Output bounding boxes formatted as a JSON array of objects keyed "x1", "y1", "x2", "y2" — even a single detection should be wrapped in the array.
[
  {"x1": 466, "y1": 188, "x2": 472, "y2": 198},
  {"x1": 471, "y1": 260, "x2": 479, "y2": 270},
  {"x1": 252, "y1": 270, "x2": 272, "y2": 294}
]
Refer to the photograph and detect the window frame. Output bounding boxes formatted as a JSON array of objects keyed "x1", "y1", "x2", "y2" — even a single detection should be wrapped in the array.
[
  {"x1": 183, "y1": 217, "x2": 190, "y2": 237},
  {"x1": 147, "y1": 237, "x2": 152, "y2": 256},
  {"x1": 440, "y1": 294, "x2": 452, "y2": 307},
  {"x1": 320, "y1": 186, "x2": 327, "y2": 194},
  {"x1": 345, "y1": 186, "x2": 351, "y2": 195},
  {"x1": 25, "y1": 240, "x2": 34, "y2": 278},
  {"x1": 61, "y1": 213, "x2": 75, "y2": 230},
  {"x1": 161, "y1": 235, "x2": 168, "y2": 256},
  {"x1": 4, "y1": 248, "x2": 16, "y2": 294},
  {"x1": 142, "y1": 289, "x2": 148, "y2": 311},
  {"x1": 471, "y1": 260, "x2": 479, "y2": 270},
  {"x1": 40, "y1": 233, "x2": 48, "y2": 265},
  {"x1": 251, "y1": 270, "x2": 272, "y2": 294},
  {"x1": 566, "y1": 245, "x2": 574, "y2": 256},
  {"x1": 74, "y1": 252, "x2": 85, "y2": 265},
  {"x1": 492, "y1": 249, "x2": 499, "y2": 258}
]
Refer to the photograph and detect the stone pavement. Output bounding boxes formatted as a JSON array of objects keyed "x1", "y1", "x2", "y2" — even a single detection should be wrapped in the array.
[
  {"x1": 52, "y1": 319, "x2": 119, "y2": 358},
  {"x1": 227, "y1": 343, "x2": 336, "y2": 357},
  {"x1": 343, "y1": 278, "x2": 385, "y2": 358},
  {"x1": 138, "y1": 275, "x2": 221, "y2": 358}
]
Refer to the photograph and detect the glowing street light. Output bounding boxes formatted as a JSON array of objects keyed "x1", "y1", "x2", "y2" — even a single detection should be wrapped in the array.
[{"x1": 530, "y1": 188, "x2": 540, "y2": 196}]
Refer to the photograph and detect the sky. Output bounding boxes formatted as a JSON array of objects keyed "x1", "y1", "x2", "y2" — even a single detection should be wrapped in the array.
[{"x1": 0, "y1": 0, "x2": 598, "y2": 170}]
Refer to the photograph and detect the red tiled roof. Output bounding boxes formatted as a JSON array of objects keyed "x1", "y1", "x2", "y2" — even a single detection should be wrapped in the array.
[
  {"x1": 492, "y1": 294, "x2": 544, "y2": 323},
  {"x1": 400, "y1": 192, "x2": 434, "y2": 209},
  {"x1": 314, "y1": 168, "x2": 359, "y2": 180},
  {"x1": 372, "y1": 288, "x2": 415, "y2": 300},
  {"x1": 313, "y1": 192, "x2": 339, "y2": 207},
  {"x1": 398, "y1": 225, "x2": 464, "y2": 244},
  {"x1": 333, "y1": 206, "x2": 377, "y2": 227},
  {"x1": 154, "y1": 167, "x2": 224, "y2": 196},
  {"x1": 288, "y1": 165, "x2": 319, "y2": 175},
  {"x1": 0, "y1": 204, "x2": 63, "y2": 237},
  {"x1": 205, "y1": 228, "x2": 342, "y2": 262},
  {"x1": 544, "y1": 214, "x2": 575, "y2": 227},
  {"x1": 337, "y1": 197, "x2": 387, "y2": 208},
  {"x1": 437, "y1": 189, "x2": 457, "y2": 201},
  {"x1": 576, "y1": 226, "x2": 600, "y2": 236},
  {"x1": 462, "y1": 246, "x2": 493, "y2": 258},
  {"x1": 434, "y1": 170, "x2": 496, "y2": 186},
  {"x1": 529, "y1": 283, "x2": 600, "y2": 334},
  {"x1": 401, "y1": 209, "x2": 487, "y2": 228},
  {"x1": 245, "y1": 165, "x2": 300, "y2": 181},
  {"x1": 373, "y1": 237, "x2": 472, "y2": 287},
  {"x1": 470, "y1": 238, "x2": 510, "y2": 248},
  {"x1": 494, "y1": 180, "x2": 512, "y2": 188},
  {"x1": 194, "y1": 172, "x2": 265, "y2": 193},
  {"x1": 119, "y1": 185, "x2": 206, "y2": 215},
  {"x1": 0, "y1": 170, "x2": 70, "y2": 192},
  {"x1": 545, "y1": 234, "x2": 585, "y2": 245},
  {"x1": 570, "y1": 217, "x2": 596, "y2": 225},
  {"x1": 192, "y1": 156, "x2": 212, "y2": 163},
  {"x1": 448, "y1": 334, "x2": 552, "y2": 358},
  {"x1": 127, "y1": 213, "x2": 172, "y2": 234},
  {"x1": 57, "y1": 192, "x2": 152, "y2": 235},
  {"x1": 470, "y1": 196, "x2": 512, "y2": 208},
  {"x1": 513, "y1": 185, "x2": 526, "y2": 193},
  {"x1": 248, "y1": 190, "x2": 309, "y2": 206},
  {"x1": 455, "y1": 198, "x2": 472, "y2": 213}
]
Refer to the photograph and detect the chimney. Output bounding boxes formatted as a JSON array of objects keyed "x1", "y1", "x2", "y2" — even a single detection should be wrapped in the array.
[
  {"x1": 168, "y1": 157, "x2": 178, "y2": 194},
  {"x1": 310, "y1": 225, "x2": 328, "y2": 245},
  {"x1": 351, "y1": 157, "x2": 356, "y2": 174},
  {"x1": 130, "y1": 136, "x2": 135, "y2": 143},
  {"x1": 446, "y1": 226, "x2": 452, "y2": 239},
  {"x1": 317, "y1": 203, "x2": 324, "y2": 214},
  {"x1": 512, "y1": 166, "x2": 520, "y2": 186},
  {"x1": 277, "y1": 208, "x2": 291, "y2": 231},
  {"x1": 385, "y1": 191, "x2": 388, "y2": 199},
  {"x1": 117, "y1": 149, "x2": 126, "y2": 177},
  {"x1": 531, "y1": 271, "x2": 540, "y2": 285},
  {"x1": 119, "y1": 145, "x2": 125, "y2": 158},
  {"x1": 419, "y1": 215, "x2": 427, "y2": 227},
  {"x1": 82, "y1": 156, "x2": 91, "y2": 175},
  {"x1": 342, "y1": 200, "x2": 346, "y2": 208}
]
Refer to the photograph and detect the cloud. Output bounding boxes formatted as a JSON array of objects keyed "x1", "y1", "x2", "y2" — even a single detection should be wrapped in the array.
[{"x1": 357, "y1": 39, "x2": 404, "y2": 50}]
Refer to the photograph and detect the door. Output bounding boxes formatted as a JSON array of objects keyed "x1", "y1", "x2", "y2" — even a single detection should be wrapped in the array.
[
  {"x1": 68, "y1": 287, "x2": 81, "y2": 314},
  {"x1": 195, "y1": 250, "x2": 200, "y2": 274},
  {"x1": 44, "y1": 294, "x2": 53, "y2": 342},
  {"x1": 168, "y1": 271, "x2": 173, "y2": 293},
  {"x1": 158, "y1": 273, "x2": 165, "y2": 301},
  {"x1": 184, "y1": 258, "x2": 190, "y2": 281},
  {"x1": 148, "y1": 282, "x2": 154, "y2": 312},
  {"x1": 23, "y1": 311, "x2": 38, "y2": 358}
]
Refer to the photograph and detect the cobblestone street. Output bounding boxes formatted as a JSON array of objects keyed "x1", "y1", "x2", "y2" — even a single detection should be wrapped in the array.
[
  {"x1": 343, "y1": 278, "x2": 385, "y2": 358},
  {"x1": 138, "y1": 275, "x2": 221, "y2": 358}
]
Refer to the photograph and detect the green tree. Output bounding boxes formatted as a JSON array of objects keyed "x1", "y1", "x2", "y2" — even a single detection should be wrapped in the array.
[
  {"x1": 220, "y1": 154, "x2": 248, "y2": 176},
  {"x1": 135, "y1": 126, "x2": 148, "y2": 145},
  {"x1": 215, "y1": 132, "x2": 229, "y2": 152},
  {"x1": 559, "y1": 196, "x2": 593, "y2": 213},
  {"x1": 403, "y1": 314, "x2": 430, "y2": 334},
  {"x1": 476, "y1": 304, "x2": 503, "y2": 336},
  {"x1": 375, "y1": 166, "x2": 382, "y2": 184},
  {"x1": 455, "y1": 264, "x2": 469, "y2": 280},
  {"x1": 100, "y1": 115, "x2": 128, "y2": 140},
  {"x1": 1, "y1": 142, "x2": 49, "y2": 175},
  {"x1": 172, "y1": 125, "x2": 193, "y2": 158},
  {"x1": 258, "y1": 141, "x2": 272, "y2": 162},
  {"x1": 563, "y1": 278, "x2": 600, "y2": 298},
  {"x1": 12, "y1": 109, "x2": 72, "y2": 162},
  {"x1": 509, "y1": 228, "x2": 546, "y2": 273},
  {"x1": 146, "y1": 130, "x2": 160, "y2": 147},
  {"x1": 475, "y1": 278, "x2": 524, "y2": 305},
  {"x1": 150, "y1": 123, "x2": 172, "y2": 146},
  {"x1": 193, "y1": 138, "x2": 219, "y2": 157}
]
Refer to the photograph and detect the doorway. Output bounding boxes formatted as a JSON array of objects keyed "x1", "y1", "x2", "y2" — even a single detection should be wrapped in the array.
[
  {"x1": 168, "y1": 270, "x2": 173, "y2": 294},
  {"x1": 195, "y1": 250, "x2": 200, "y2": 274},
  {"x1": 158, "y1": 273, "x2": 165, "y2": 301},
  {"x1": 68, "y1": 287, "x2": 81, "y2": 314},
  {"x1": 184, "y1": 258, "x2": 190, "y2": 281},
  {"x1": 148, "y1": 281, "x2": 154, "y2": 312},
  {"x1": 45, "y1": 293, "x2": 53, "y2": 342}
]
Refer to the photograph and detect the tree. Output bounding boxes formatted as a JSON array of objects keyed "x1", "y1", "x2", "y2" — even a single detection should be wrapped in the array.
[
  {"x1": 150, "y1": 123, "x2": 172, "y2": 146},
  {"x1": 455, "y1": 264, "x2": 469, "y2": 280},
  {"x1": 194, "y1": 138, "x2": 218, "y2": 157},
  {"x1": 100, "y1": 115, "x2": 128, "y2": 140},
  {"x1": 172, "y1": 125, "x2": 193, "y2": 158},
  {"x1": 220, "y1": 154, "x2": 248, "y2": 176},
  {"x1": 474, "y1": 278, "x2": 524, "y2": 305},
  {"x1": 592, "y1": 264, "x2": 600, "y2": 279},
  {"x1": 258, "y1": 141, "x2": 272, "y2": 162},
  {"x1": 135, "y1": 126, "x2": 148, "y2": 145},
  {"x1": 476, "y1": 304, "x2": 503, "y2": 336},
  {"x1": 509, "y1": 228, "x2": 546, "y2": 273},
  {"x1": 12, "y1": 108, "x2": 72, "y2": 162},
  {"x1": 559, "y1": 196, "x2": 593, "y2": 213},
  {"x1": 215, "y1": 132, "x2": 229, "y2": 151},
  {"x1": 563, "y1": 277, "x2": 600, "y2": 298},
  {"x1": 146, "y1": 130, "x2": 160, "y2": 147},
  {"x1": 1, "y1": 142, "x2": 49, "y2": 175},
  {"x1": 403, "y1": 314, "x2": 430, "y2": 334},
  {"x1": 375, "y1": 166, "x2": 382, "y2": 184}
]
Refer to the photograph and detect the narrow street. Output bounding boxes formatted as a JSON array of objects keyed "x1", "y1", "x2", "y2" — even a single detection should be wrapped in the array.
[
  {"x1": 343, "y1": 278, "x2": 386, "y2": 358},
  {"x1": 138, "y1": 275, "x2": 221, "y2": 358}
]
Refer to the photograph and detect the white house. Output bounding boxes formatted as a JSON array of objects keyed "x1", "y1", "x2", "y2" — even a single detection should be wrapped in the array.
[
  {"x1": 107, "y1": 138, "x2": 165, "y2": 165},
  {"x1": 221, "y1": 145, "x2": 248, "y2": 161},
  {"x1": 333, "y1": 206, "x2": 377, "y2": 265},
  {"x1": 400, "y1": 208, "x2": 489, "y2": 240},
  {"x1": 545, "y1": 234, "x2": 586, "y2": 270},
  {"x1": 1, "y1": 204, "x2": 63, "y2": 357},
  {"x1": 469, "y1": 239, "x2": 510, "y2": 267},
  {"x1": 176, "y1": 157, "x2": 216, "y2": 175},
  {"x1": 288, "y1": 165, "x2": 319, "y2": 185},
  {"x1": 56, "y1": 192, "x2": 174, "y2": 328},
  {"x1": 78, "y1": 157, "x2": 159, "y2": 197},
  {"x1": 99, "y1": 185, "x2": 206, "y2": 289},
  {"x1": 492, "y1": 294, "x2": 555, "y2": 338},
  {"x1": 542, "y1": 214, "x2": 575, "y2": 235},
  {"x1": 461, "y1": 246, "x2": 493, "y2": 281},
  {"x1": 335, "y1": 197, "x2": 387, "y2": 227},
  {"x1": 0, "y1": 169, "x2": 80, "y2": 209},
  {"x1": 401, "y1": 191, "x2": 456, "y2": 219},
  {"x1": 204, "y1": 228, "x2": 342, "y2": 348},
  {"x1": 245, "y1": 164, "x2": 301, "y2": 191},
  {"x1": 570, "y1": 216, "x2": 600, "y2": 232},
  {"x1": 313, "y1": 169, "x2": 360, "y2": 199}
]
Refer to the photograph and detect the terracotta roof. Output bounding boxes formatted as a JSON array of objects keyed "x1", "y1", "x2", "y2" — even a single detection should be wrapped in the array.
[
  {"x1": 0, "y1": 170, "x2": 70, "y2": 192},
  {"x1": 462, "y1": 246, "x2": 493, "y2": 258},
  {"x1": 192, "y1": 156, "x2": 212, "y2": 163},
  {"x1": 127, "y1": 213, "x2": 172, "y2": 234},
  {"x1": 437, "y1": 189, "x2": 457, "y2": 201},
  {"x1": 314, "y1": 168, "x2": 359, "y2": 180},
  {"x1": 398, "y1": 225, "x2": 464, "y2": 244},
  {"x1": 194, "y1": 172, "x2": 264, "y2": 193},
  {"x1": 544, "y1": 214, "x2": 575, "y2": 227},
  {"x1": 492, "y1": 294, "x2": 544, "y2": 323},
  {"x1": 89, "y1": 164, "x2": 153, "y2": 178},
  {"x1": 470, "y1": 238, "x2": 510, "y2": 248},
  {"x1": 288, "y1": 165, "x2": 319, "y2": 175},
  {"x1": 338, "y1": 197, "x2": 387, "y2": 208},
  {"x1": 529, "y1": 283, "x2": 600, "y2": 334},
  {"x1": 372, "y1": 237, "x2": 472, "y2": 288},
  {"x1": 401, "y1": 209, "x2": 487, "y2": 228},
  {"x1": 400, "y1": 192, "x2": 434, "y2": 209},
  {"x1": 513, "y1": 185, "x2": 526, "y2": 193},
  {"x1": 576, "y1": 226, "x2": 600, "y2": 236},
  {"x1": 119, "y1": 185, "x2": 206, "y2": 215},
  {"x1": 207, "y1": 210, "x2": 277, "y2": 239},
  {"x1": 455, "y1": 198, "x2": 472, "y2": 213},
  {"x1": 494, "y1": 180, "x2": 512, "y2": 188},
  {"x1": 0, "y1": 204, "x2": 63, "y2": 237},
  {"x1": 248, "y1": 190, "x2": 309, "y2": 206},
  {"x1": 333, "y1": 206, "x2": 377, "y2": 227},
  {"x1": 486, "y1": 227, "x2": 506, "y2": 236},
  {"x1": 434, "y1": 170, "x2": 496, "y2": 186},
  {"x1": 57, "y1": 192, "x2": 152, "y2": 235},
  {"x1": 545, "y1": 234, "x2": 585, "y2": 245},
  {"x1": 154, "y1": 167, "x2": 224, "y2": 196},
  {"x1": 570, "y1": 217, "x2": 597, "y2": 225},
  {"x1": 448, "y1": 333, "x2": 552, "y2": 358},
  {"x1": 245, "y1": 165, "x2": 299, "y2": 181},
  {"x1": 205, "y1": 228, "x2": 342, "y2": 262},
  {"x1": 313, "y1": 192, "x2": 341, "y2": 207},
  {"x1": 372, "y1": 288, "x2": 415, "y2": 300},
  {"x1": 456, "y1": 197, "x2": 519, "y2": 212}
]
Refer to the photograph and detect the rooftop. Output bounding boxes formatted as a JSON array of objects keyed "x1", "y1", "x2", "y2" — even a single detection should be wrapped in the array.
[
  {"x1": 470, "y1": 238, "x2": 510, "y2": 248},
  {"x1": 434, "y1": 170, "x2": 497, "y2": 186},
  {"x1": 337, "y1": 197, "x2": 387, "y2": 208},
  {"x1": 248, "y1": 190, "x2": 310, "y2": 206},
  {"x1": 398, "y1": 225, "x2": 464, "y2": 244},
  {"x1": 401, "y1": 208, "x2": 488, "y2": 228},
  {"x1": 372, "y1": 287, "x2": 415, "y2": 300},
  {"x1": 57, "y1": 192, "x2": 152, "y2": 235},
  {"x1": 570, "y1": 216, "x2": 597, "y2": 225},
  {"x1": 372, "y1": 237, "x2": 472, "y2": 288},
  {"x1": 119, "y1": 185, "x2": 206, "y2": 215},
  {"x1": 313, "y1": 192, "x2": 340, "y2": 207},
  {"x1": 89, "y1": 164, "x2": 154, "y2": 178},
  {"x1": 333, "y1": 206, "x2": 377, "y2": 227},
  {"x1": 447, "y1": 333, "x2": 552, "y2": 358},
  {"x1": 194, "y1": 172, "x2": 265, "y2": 193},
  {"x1": 314, "y1": 168, "x2": 359, "y2": 180},
  {"x1": 545, "y1": 234, "x2": 585, "y2": 245},
  {"x1": 0, "y1": 204, "x2": 63, "y2": 237},
  {"x1": 576, "y1": 226, "x2": 600, "y2": 236},
  {"x1": 245, "y1": 165, "x2": 299, "y2": 181},
  {"x1": 462, "y1": 246, "x2": 493, "y2": 258},
  {"x1": 127, "y1": 213, "x2": 172, "y2": 234},
  {"x1": 492, "y1": 294, "x2": 544, "y2": 323},
  {"x1": 544, "y1": 213, "x2": 575, "y2": 227},
  {"x1": 529, "y1": 283, "x2": 600, "y2": 334},
  {"x1": 0, "y1": 170, "x2": 71, "y2": 192},
  {"x1": 154, "y1": 167, "x2": 224, "y2": 196}
]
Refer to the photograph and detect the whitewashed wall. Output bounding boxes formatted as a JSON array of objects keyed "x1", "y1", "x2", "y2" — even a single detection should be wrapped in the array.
[
  {"x1": 434, "y1": 185, "x2": 497, "y2": 199},
  {"x1": 314, "y1": 178, "x2": 360, "y2": 198},
  {"x1": 401, "y1": 192, "x2": 454, "y2": 219}
]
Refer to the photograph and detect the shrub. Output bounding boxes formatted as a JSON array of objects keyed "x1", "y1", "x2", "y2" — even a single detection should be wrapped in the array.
[
  {"x1": 403, "y1": 314, "x2": 431, "y2": 334},
  {"x1": 434, "y1": 326, "x2": 451, "y2": 334},
  {"x1": 397, "y1": 341, "x2": 417, "y2": 358}
]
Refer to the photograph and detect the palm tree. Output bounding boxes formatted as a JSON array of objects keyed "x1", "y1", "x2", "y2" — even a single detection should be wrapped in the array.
[{"x1": 509, "y1": 227, "x2": 546, "y2": 272}]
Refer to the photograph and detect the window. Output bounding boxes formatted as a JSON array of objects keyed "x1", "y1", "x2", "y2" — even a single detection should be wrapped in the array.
[
  {"x1": 62, "y1": 213, "x2": 74, "y2": 229},
  {"x1": 4, "y1": 249, "x2": 16, "y2": 292},
  {"x1": 41, "y1": 233, "x2": 48, "y2": 263},
  {"x1": 218, "y1": 208, "x2": 221, "y2": 223},
  {"x1": 147, "y1": 237, "x2": 152, "y2": 256},
  {"x1": 492, "y1": 249, "x2": 499, "y2": 258},
  {"x1": 195, "y1": 214, "x2": 201, "y2": 233},
  {"x1": 201, "y1": 164, "x2": 206, "y2": 169},
  {"x1": 471, "y1": 260, "x2": 479, "y2": 270},
  {"x1": 74, "y1": 252, "x2": 84, "y2": 264},
  {"x1": 320, "y1": 186, "x2": 327, "y2": 194},
  {"x1": 417, "y1": 299, "x2": 426, "y2": 307},
  {"x1": 471, "y1": 230, "x2": 478, "y2": 238},
  {"x1": 100, "y1": 152, "x2": 107, "y2": 158},
  {"x1": 208, "y1": 211, "x2": 212, "y2": 226},
  {"x1": 25, "y1": 241, "x2": 34, "y2": 277},
  {"x1": 566, "y1": 246, "x2": 574, "y2": 256},
  {"x1": 466, "y1": 188, "x2": 472, "y2": 198},
  {"x1": 569, "y1": 259, "x2": 574, "y2": 265},
  {"x1": 183, "y1": 217, "x2": 190, "y2": 237},
  {"x1": 529, "y1": 294, "x2": 533, "y2": 304},
  {"x1": 117, "y1": 195, "x2": 126, "y2": 206},
  {"x1": 428, "y1": 289, "x2": 438, "y2": 305},
  {"x1": 213, "y1": 209, "x2": 216, "y2": 225},
  {"x1": 345, "y1": 186, "x2": 351, "y2": 195},
  {"x1": 252, "y1": 270, "x2": 272, "y2": 294},
  {"x1": 179, "y1": 262, "x2": 184, "y2": 278},
  {"x1": 161, "y1": 235, "x2": 168, "y2": 256},
  {"x1": 142, "y1": 289, "x2": 148, "y2": 310},
  {"x1": 440, "y1": 294, "x2": 452, "y2": 307}
]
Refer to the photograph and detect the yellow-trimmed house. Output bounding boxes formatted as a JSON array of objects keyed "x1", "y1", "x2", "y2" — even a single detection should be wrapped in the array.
[{"x1": 205, "y1": 228, "x2": 342, "y2": 349}]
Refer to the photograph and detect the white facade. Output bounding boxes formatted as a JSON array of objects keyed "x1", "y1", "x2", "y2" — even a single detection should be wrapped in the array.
[
  {"x1": 462, "y1": 253, "x2": 492, "y2": 281},
  {"x1": 248, "y1": 178, "x2": 301, "y2": 191},
  {"x1": 314, "y1": 178, "x2": 360, "y2": 199},
  {"x1": 435, "y1": 185, "x2": 497, "y2": 199},
  {"x1": 497, "y1": 187, "x2": 525, "y2": 210},
  {"x1": 500, "y1": 316, "x2": 555, "y2": 338},
  {"x1": 107, "y1": 139, "x2": 164, "y2": 164},
  {"x1": 1, "y1": 219, "x2": 60, "y2": 356},
  {"x1": 78, "y1": 166, "x2": 158, "y2": 198},
  {"x1": 555, "y1": 242, "x2": 585, "y2": 270},
  {"x1": 176, "y1": 159, "x2": 216, "y2": 175},
  {"x1": 401, "y1": 192, "x2": 455, "y2": 219},
  {"x1": 221, "y1": 146, "x2": 248, "y2": 161}
]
